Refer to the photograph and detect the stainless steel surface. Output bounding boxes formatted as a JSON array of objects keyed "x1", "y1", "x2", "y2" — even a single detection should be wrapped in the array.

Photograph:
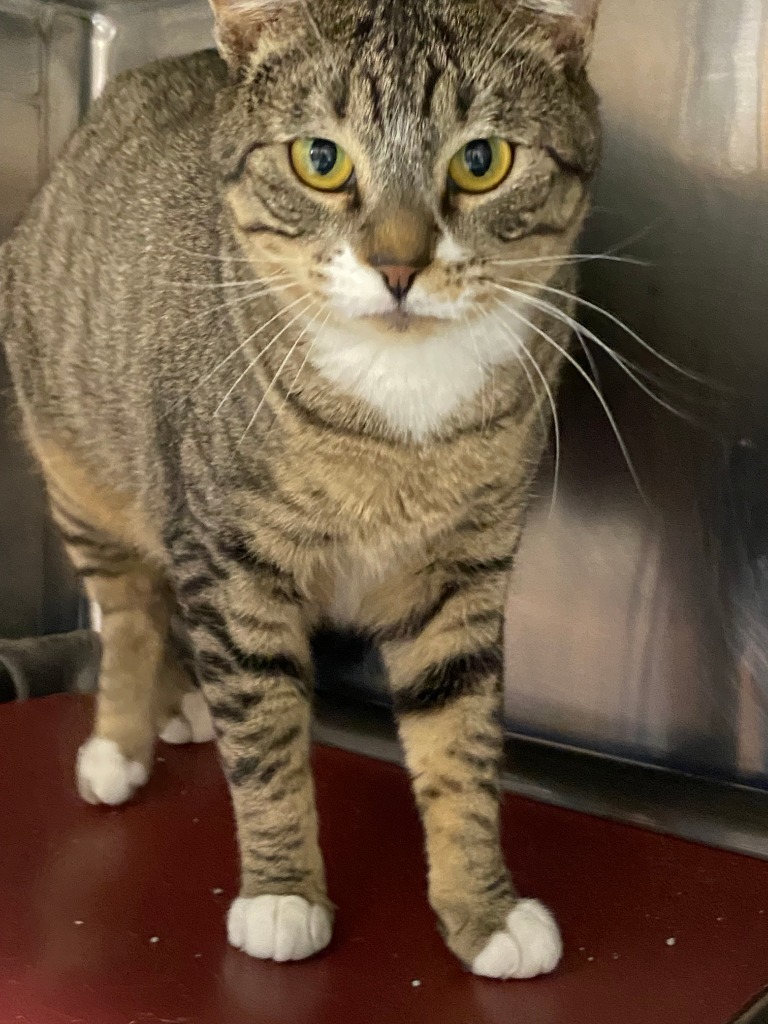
[{"x1": 504, "y1": 0, "x2": 768, "y2": 793}]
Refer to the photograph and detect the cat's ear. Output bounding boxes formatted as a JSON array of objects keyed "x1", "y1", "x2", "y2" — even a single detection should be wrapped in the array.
[
  {"x1": 523, "y1": 0, "x2": 600, "y2": 65},
  {"x1": 208, "y1": 0, "x2": 300, "y2": 68}
]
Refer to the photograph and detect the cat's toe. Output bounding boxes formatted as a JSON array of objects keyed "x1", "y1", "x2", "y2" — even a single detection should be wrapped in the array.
[
  {"x1": 76, "y1": 737, "x2": 148, "y2": 806},
  {"x1": 227, "y1": 894, "x2": 333, "y2": 962},
  {"x1": 472, "y1": 899, "x2": 562, "y2": 980},
  {"x1": 159, "y1": 691, "x2": 215, "y2": 745}
]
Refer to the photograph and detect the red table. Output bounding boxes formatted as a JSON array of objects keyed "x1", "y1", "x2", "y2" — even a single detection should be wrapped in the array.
[{"x1": 1, "y1": 695, "x2": 767, "y2": 1024}]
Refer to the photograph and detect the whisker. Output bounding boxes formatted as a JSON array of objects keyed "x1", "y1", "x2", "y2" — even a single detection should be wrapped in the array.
[
  {"x1": 513, "y1": 286, "x2": 697, "y2": 425},
  {"x1": 156, "y1": 273, "x2": 290, "y2": 292},
  {"x1": 236, "y1": 301, "x2": 321, "y2": 448},
  {"x1": 154, "y1": 243, "x2": 254, "y2": 265},
  {"x1": 502, "y1": 275, "x2": 716, "y2": 388},
  {"x1": 463, "y1": 311, "x2": 489, "y2": 432},
  {"x1": 487, "y1": 253, "x2": 648, "y2": 269},
  {"x1": 213, "y1": 296, "x2": 315, "y2": 417},
  {"x1": 269, "y1": 306, "x2": 331, "y2": 434},
  {"x1": 492, "y1": 285, "x2": 648, "y2": 505},
  {"x1": 484, "y1": 305, "x2": 561, "y2": 516},
  {"x1": 166, "y1": 285, "x2": 301, "y2": 413}
]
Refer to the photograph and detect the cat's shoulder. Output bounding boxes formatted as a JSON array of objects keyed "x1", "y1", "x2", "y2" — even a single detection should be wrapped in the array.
[{"x1": 90, "y1": 49, "x2": 228, "y2": 131}]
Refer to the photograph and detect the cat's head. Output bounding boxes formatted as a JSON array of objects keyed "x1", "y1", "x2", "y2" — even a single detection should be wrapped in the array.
[{"x1": 211, "y1": 0, "x2": 601, "y2": 342}]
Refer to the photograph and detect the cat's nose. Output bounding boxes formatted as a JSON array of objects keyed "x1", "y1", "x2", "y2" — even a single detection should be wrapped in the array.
[{"x1": 378, "y1": 265, "x2": 419, "y2": 303}]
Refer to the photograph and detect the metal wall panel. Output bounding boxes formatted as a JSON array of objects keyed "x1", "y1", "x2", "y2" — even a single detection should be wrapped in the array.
[{"x1": 504, "y1": 0, "x2": 768, "y2": 790}]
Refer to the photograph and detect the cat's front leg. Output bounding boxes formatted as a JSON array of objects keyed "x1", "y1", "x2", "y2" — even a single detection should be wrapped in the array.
[
  {"x1": 172, "y1": 531, "x2": 332, "y2": 963},
  {"x1": 380, "y1": 554, "x2": 562, "y2": 980}
]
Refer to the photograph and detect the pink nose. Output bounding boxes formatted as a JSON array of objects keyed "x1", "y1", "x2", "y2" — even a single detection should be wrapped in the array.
[{"x1": 378, "y1": 264, "x2": 418, "y2": 303}]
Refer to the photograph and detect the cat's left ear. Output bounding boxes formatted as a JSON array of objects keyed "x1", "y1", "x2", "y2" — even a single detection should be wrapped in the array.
[
  {"x1": 208, "y1": 0, "x2": 300, "y2": 69},
  {"x1": 524, "y1": 0, "x2": 601, "y2": 66}
]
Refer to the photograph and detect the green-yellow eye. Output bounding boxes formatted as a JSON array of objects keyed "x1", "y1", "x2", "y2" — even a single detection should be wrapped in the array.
[
  {"x1": 448, "y1": 137, "x2": 514, "y2": 194},
  {"x1": 290, "y1": 137, "x2": 354, "y2": 192}
]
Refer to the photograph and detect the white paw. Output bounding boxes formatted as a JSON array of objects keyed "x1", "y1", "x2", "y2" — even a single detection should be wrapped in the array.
[
  {"x1": 472, "y1": 899, "x2": 562, "y2": 980},
  {"x1": 227, "y1": 895, "x2": 333, "y2": 962},
  {"x1": 159, "y1": 691, "x2": 215, "y2": 745},
  {"x1": 76, "y1": 737, "x2": 148, "y2": 806}
]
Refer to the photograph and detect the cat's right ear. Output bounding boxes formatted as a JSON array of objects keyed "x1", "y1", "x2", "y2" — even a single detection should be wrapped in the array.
[{"x1": 208, "y1": 0, "x2": 299, "y2": 69}]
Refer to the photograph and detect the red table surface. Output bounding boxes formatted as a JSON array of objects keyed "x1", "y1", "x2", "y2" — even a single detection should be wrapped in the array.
[{"x1": 1, "y1": 694, "x2": 767, "y2": 1024}]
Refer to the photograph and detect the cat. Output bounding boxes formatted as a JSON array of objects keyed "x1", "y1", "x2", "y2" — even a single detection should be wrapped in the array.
[{"x1": 0, "y1": 0, "x2": 600, "y2": 979}]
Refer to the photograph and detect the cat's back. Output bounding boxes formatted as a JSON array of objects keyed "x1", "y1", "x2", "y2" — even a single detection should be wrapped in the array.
[{"x1": 1, "y1": 49, "x2": 228, "y2": 436}]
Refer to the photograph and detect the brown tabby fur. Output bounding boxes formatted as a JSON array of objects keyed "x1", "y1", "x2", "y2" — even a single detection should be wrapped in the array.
[{"x1": 0, "y1": 0, "x2": 600, "y2": 970}]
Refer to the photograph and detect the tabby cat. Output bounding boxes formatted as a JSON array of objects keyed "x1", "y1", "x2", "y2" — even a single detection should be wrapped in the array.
[{"x1": 0, "y1": 0, "x2": 600, "y2": 978}]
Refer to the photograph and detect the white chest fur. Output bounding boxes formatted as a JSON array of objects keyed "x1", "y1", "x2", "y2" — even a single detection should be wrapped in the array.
[
  {"x1": 311, "y1": 243, "x2": 527, "y2": 442},
  {"x1": 308, "y1": 316, "x2": 523, "y2": 442}
]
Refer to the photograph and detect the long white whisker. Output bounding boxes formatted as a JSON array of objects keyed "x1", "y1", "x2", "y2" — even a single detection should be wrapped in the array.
[
  {"x1": 503, "y1": 283, "x2": 699, "y2": 424},
  {"x1": 493, "y1": 285, "x2": 648, "y2": 505},
  {"x1": 503, "y1": 275, "x2": 714, "y2": 387},
  {"x1": 236, "y1": 302, "x2": 321, "y2": 448},
  {"x1": 271, "y1": 307, "x2": 331, "y2": 431},
  {"x1": 157, "y1": 272, "x2": 290, "y2": 292},
  {"x1": 214, "y1": 297, "x2": 315, "y2": 417},
  {"x1": 463, "y1": 312, "x2": 489, "y2": 432},
  {"x1": 486, "y1": 306, "x2": 561, "y2": 516},
  {"x1": 487, "y1": 253, "x2": 648, "y2": 269}
]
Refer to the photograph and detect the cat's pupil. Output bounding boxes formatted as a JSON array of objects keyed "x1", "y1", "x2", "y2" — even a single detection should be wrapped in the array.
[
  {"x1": 464, "y1": 140, "x2": 493, "y2": 177},
  {"x1": 309, "y1": 139, "x2": 338, "y2": 176}
]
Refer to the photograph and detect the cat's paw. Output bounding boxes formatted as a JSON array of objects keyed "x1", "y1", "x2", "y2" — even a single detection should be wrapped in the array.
[
  {"x1": 76, "y1": 737, "x2": 149, "y2": 806},
  {"x1": 227, "y1": 895, "x2": 333, "y2": 962},
  {"x1": 159, "y1": 691, "x2": 215, "y2": 745},
  {"x1": 472, "y1": 900, "x2": 562, "y2": 980}
]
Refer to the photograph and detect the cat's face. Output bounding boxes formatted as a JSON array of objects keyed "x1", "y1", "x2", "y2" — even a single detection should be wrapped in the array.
[{"x1": 213, "y1": 0, "x2": 600, "y2": 343}]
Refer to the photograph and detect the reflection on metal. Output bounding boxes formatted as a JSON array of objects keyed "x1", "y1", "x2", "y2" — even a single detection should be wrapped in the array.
[{"x1": 505, "y1": 0, "x2": 768, "y2": 793}]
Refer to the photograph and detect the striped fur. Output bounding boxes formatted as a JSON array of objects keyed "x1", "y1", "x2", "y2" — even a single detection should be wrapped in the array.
[{"x1": 0, "y1": 0, "x2": 600, "y2": 974}]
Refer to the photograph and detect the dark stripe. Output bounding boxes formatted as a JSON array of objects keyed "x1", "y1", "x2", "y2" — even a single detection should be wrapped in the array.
[
  {"x1": 246, "y1": 183, "x2": 305, "y2": 234},
  {"x1": 197, "y1": 649, "x2": 233, "y2": 678},
  {"x1": 422, "y1": 61, "x2": 443, "y2": 118},
  {"x1": 267, "y1": 724, "x2": 301, "y2": 754},
  {"x1": 178, "y1": 574, "x2": 218, "y2": 599},
  {"x1": 455, "y1": 79, "x2": 474, "y2": 120},
  {"x1": 477, "y1": 779, "x2": 500, "y2": 800},
  {"x1": 436, "y1": 774, "x2": 464, "y2": 794},
  {"x1": 467, "y1": 811, "x2": 496, "y2": 833},
  {"x1": 186, "y1": 601, "x2": 233, "y2": 651},
  {"x1": 221, "y1": 140, "x2": 267, "y2": 184},
  {"x1": 209, "y1": 700, "x2": 247, "y2": 724},
  {"x1": 443, "y1": 555, "x2": 515, "y2": 578},
  {"x1": 230, "y1": 755, "x2": 261, "y2": 785},
  {"x1": 484, "y1": 875, "x2": 512, "y2": 896},
  {"x1": 228, "y1": 650, "x2": 306, "y2": 686},
  {"x1": 464, "y1": 609, "x2": 505, "y2": 632},
  {"x1": 545, "y1": 146, "x2": 594, "y2": 183},
  {"x1": 364, "y1": 69, "x2": 383, "y2": 123},
  {"x1": 331, "y1": 71, "x2": 350, "y2": 119},
  {"x1": 217, "y1": 534, "x2": 296, "y2": 587},
  {"x1": 376, "y1": 580, "x2": 462, "y2": 643},
  {"x1": 255, "y1": 870, "x2": 309, "y2": 886},
  {"x1": 257, "y1": 753, "x2": 291, "y2": 786},
  {"x1": 393, "y1": 646, "x2": 503, "y2": 715}
]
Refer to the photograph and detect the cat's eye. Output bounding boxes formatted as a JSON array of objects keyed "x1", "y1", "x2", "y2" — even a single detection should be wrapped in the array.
[
  {"x1": 290, "y1": 138, "x2": 354, "y2": 192},
  {"x1": 448, "y1": 137, "x2": 514, "y2": 194}
]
